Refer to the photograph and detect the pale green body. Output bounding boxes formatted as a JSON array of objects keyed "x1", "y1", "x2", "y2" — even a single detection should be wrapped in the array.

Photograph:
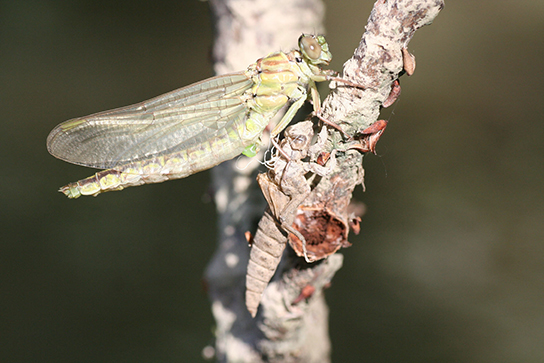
[{"x1": 46, "y1": 35, "x2": 333, "y2": 198}]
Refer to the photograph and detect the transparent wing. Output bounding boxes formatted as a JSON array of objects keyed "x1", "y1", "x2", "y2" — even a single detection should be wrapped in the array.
[{"x1": 47, "y1": 73, "x2": 253, "y2": 169}]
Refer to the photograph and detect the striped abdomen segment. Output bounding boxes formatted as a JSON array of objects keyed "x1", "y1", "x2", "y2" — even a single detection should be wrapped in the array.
[
  {"x1": 60, "y1": 124, "x2": 252, "y2": 198},
  {"x1": 245, "y1": 207, "x2": 288, "y2": 317}
]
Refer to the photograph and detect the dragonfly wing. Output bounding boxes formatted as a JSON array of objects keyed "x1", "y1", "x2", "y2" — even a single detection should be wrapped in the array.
[
  {"x1": 112, "y1": 98, "x2": 249, "y2": 167},
  {"x1": 47, "y1": 73, "x2": 253, "y2": 169}
]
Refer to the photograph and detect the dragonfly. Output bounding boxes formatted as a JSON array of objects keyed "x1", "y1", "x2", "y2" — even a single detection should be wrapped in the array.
[{"x1": 47, "y1": 34, "x2": 349, "y2": 198}]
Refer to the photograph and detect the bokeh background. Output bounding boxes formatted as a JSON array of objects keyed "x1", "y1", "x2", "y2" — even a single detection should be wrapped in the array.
[{"x1": 1, "y1": 1, "x2": 543, "y2": 362}]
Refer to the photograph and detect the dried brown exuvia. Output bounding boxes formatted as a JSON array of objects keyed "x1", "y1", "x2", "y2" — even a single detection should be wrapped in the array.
[
  {"x1": 245, "y1": 117, "x2": 389, "y2": 317},
  {"x1": 245, "y1": 121, "x2": 336, "y2": 317}
]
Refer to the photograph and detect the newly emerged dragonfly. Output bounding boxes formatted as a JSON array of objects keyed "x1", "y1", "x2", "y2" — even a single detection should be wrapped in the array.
[{"x1": 47, "y1": 34, "x2": 344, "y2": 198}]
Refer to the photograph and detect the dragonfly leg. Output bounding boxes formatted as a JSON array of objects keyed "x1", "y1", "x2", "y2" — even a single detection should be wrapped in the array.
[
  {"x1": 270, "y1": 89, "x2": 307, "y2": 137},
  {"x1": 327, "y1": 75, "x2": 368, "y2": 90},
  {"x1": 308, "y1": 82, "x2": 351, "y2": 139}
]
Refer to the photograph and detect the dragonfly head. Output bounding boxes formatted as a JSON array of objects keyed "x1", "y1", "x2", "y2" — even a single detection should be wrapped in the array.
[{"x1": 299, "y1": 34, "x2": 332, "y2": 66}]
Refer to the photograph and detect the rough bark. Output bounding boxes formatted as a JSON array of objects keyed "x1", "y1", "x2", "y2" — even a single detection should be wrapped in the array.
[{"x1": 204, "y1": 0, "x2": 444, "y2": 361}]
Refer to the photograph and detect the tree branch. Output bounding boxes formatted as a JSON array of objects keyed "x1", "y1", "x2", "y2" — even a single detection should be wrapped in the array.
[{"x1": 204, "y1": 0, "x2": 444, "y2": 361}]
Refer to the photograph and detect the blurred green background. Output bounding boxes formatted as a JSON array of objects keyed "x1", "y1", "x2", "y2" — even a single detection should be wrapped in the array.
[{"x1": 1, "y1": 1, "x2": 543, "y2": 362}]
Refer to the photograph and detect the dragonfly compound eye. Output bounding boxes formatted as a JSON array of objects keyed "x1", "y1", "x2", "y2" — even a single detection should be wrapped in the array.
[
  {"x1": 299, "y1": 34, "x2": 332, "y2": 66},
  {"x1": 299, "y1": 35, "x2": 322, "y2": 60}
]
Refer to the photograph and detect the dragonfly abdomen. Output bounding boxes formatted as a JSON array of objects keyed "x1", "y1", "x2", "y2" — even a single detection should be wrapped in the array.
[{"x1": 60, "y1": 124, "x2": 254, "y2": 198}]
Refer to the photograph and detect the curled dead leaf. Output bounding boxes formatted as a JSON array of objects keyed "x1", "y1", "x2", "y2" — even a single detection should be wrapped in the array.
[{"x1": 383, "y1": 79, "x2": 401, "y2": 108}]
